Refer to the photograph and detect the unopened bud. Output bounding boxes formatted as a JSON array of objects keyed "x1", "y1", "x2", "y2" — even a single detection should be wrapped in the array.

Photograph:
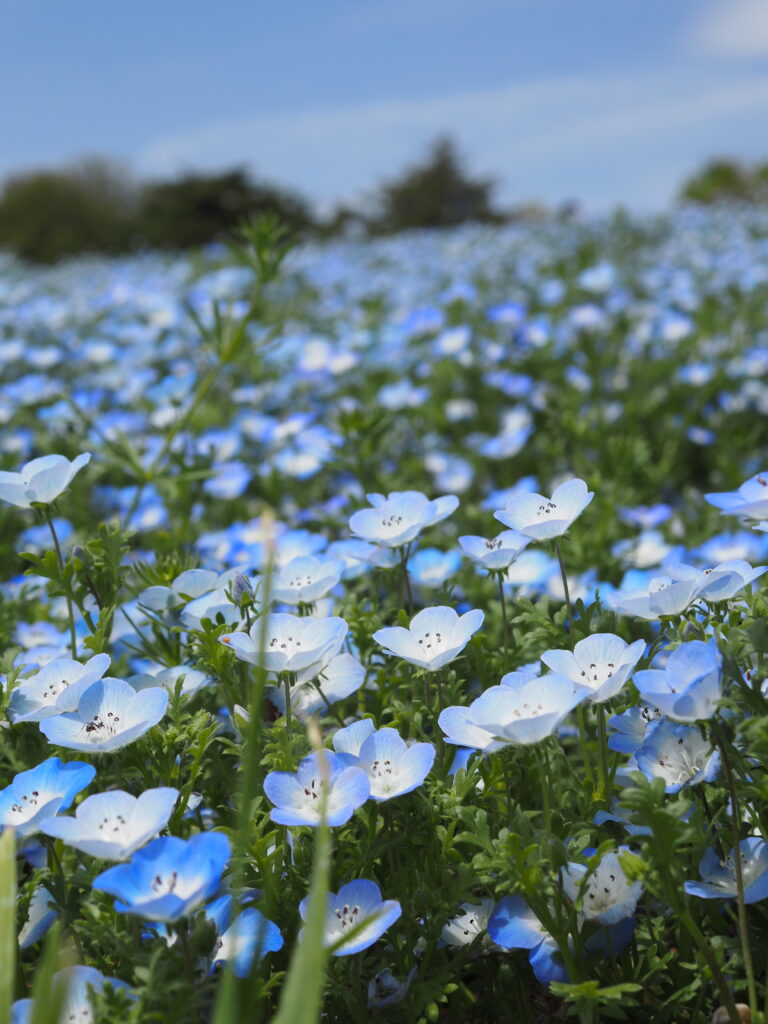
[
  {"x1": 711, "y1": 1005, "x2": 751, "y2": 1023},
  {"x1": 72, "y1": 545, "x2": 88, "y2": 565},
  {"x1": 231, "y1": 573, "x2": 252, "y2": 604}
]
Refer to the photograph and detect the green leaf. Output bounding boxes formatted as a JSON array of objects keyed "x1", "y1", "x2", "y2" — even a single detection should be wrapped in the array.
[
  {"x1": 28, "y1": 923, "x2": 69, "y2": 1024},
  {"x1": 0, "y1": 829, "x2": 17, "y2": 1023},
  {"x1": 269, "y1": 754, "x2": 333, "y2": 1024}
]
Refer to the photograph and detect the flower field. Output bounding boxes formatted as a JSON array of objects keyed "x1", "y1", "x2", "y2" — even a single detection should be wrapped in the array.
[{"x1": 1, "y1": 207, "x2": 768, "y2": 1023}]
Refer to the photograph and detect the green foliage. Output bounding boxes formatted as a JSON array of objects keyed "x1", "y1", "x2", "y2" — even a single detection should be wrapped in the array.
[
  {"x1": 680, "y1": 158, "x2": 768, "y2": 204},
  {"x1": 0, "y1": 159, "x2": 135, "y2": 263},
  {"x1": 372, "y1": 136, "x2": 502, "y2": 232}
]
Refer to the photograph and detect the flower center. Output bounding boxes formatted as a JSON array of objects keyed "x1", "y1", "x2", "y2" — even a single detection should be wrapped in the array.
[
  {"x1": 334, "y1": 903, "x2": 361, "y2": 929},
  {"x1": 97, "y1": 814, "x2": 128, "y2": 834},
  {"x1": 10, "y1": 789, "x2": 41, "y2": 818},
  {"x1": 416, "y1": 631, "x2": 443, "y2": 650},
  {"x1": 536, "y1": 501, "x2": 557, "y2": 518}
]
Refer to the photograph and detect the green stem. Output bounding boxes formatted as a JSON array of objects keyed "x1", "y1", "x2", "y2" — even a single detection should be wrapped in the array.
[
  {"x1": 497, "y1": 572, "x2": 509, "y2": 658},
  {"x1": 554, "y1": 539, "x2": 572, "y2": 631},
  {"x1": 595, "y1": 703, "x2": 610, "y2": 804},
  {"x1": 45, "y1": 511, "x2": 77, "y2": 658},
  {"x1": 576, "y1": 704, "x2": 594, "y2": 790},
  {"x1": 400, "y1": 546, "x2": 413, "y2": 614},
  {"x1": 714, "y1": 725, "x2": 758, "y2": 1019},
  {"x1": 658, "y1": 861, "x2": 741, "y2": 1024},
  {"x1": 283, "y1": 674, "x2": 292, "y2": 731}
]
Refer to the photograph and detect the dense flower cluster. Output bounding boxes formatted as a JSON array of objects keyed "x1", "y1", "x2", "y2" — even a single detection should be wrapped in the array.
[{"x1": 0, "y1": 211, "x2": 767, "y2": 1021}]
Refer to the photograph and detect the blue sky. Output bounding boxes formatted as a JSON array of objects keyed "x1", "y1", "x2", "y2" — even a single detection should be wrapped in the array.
[{"x1": 2, "y1": 0, "x2": 768, "y2": 211}]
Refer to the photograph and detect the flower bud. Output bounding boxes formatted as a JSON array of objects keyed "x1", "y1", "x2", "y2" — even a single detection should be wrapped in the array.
[{"x1": 231, "y1": 573, "x2": 252, "y2": 605}]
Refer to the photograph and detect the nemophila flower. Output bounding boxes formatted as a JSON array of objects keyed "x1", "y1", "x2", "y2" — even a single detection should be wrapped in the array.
[
  {"x1": 39, "y1": 678, "x2": 169, "y2": 753},
  {"x1": 263, "y1": 752, "x2": 369, "y2": 827},
  {"x1": 459, "y1": 530, "x2": 530, "y2": 571},
  {"x1": 706, "y1": 471, "x2": 768, "y2": 521},
  {"x1": 494, "y1": 478, "x2": 594, "y2": 540},
  {"x1": 0, "y1": 452, "x2": 91, "y2": 509},
  {"x1": 608, "y1": 705, "x2": 662, "y2": 756},
  {"x1": 266, "y1": 652, "x2": 365, "y2": 719},
  {"x1": 607, "y1": 573, "x2": 700, "y2": 620},
  {"x1": 618, "y1": 503, "x2": 673, "y2": 529},
  {"x1": 540, "y1": 633, "x2": 645, "y2": 703},
  {"x1": 684, "y1": 838, "x2": 768, "y2": 903},
  {"x1": 665, "y1": 560, "x2": 767, "y2": 602},
  {"x1": 139, "y1": 568, "x2": 221, "y2": 616},
  {"x1": 326, "y1": 539, "x2": 400, "y2": 578},
  {"x1": 439, "y1": 668, "x2": 541, "y2": 752},
  {"x1": 634, "y1": 640, "x2": 721, "y2": 722},
  {"x1": 301, "y1": 879, "x2": 401, "y2": 956},
  {"x1": 441, "y1": 898, "x2": 496, "y2": 948},
  {"x1": 488, "y1": 896, "x2": 567, "y2": 986},
  {"x1": 467, "y1": 673, "x2": 585, "y2": 746},
  {"x1": 9, "y1": 652, "x2": 111, "y2": 723},
  {"x1": 333, "y1": 720, "x2": 435, "y2": 801},
  {"x1": 635, "y1": 720, "x2": 720, "y2": 793},
  {"x1": 367, "y1": 968, "x2": 417, "y2": 1009},
  {"x1": 349, "y1": 490, "x2": 459, "y2": 549},
  {"x1": 212, "y1": 907, "x2": 284, "y2": 977},
  {"x1": 93, "y1": 832, "x2": 231, "y2": 921},
  {"x1": 130, "y1": 664, "x2": 212, "y2": 697},
  {"x1": 19, "y1": 885, "x2": 58, "y2": 948},
  {"x1": 40, "y1": 787, "x2": 178, "y2": 860},
  {"x1": 373, "y1": 606, "x2": 484, "y2": 671},
  {"x1": 11, "y1": 966, "x2": 131, "y2": 1024},
  {"x1": 271, "y1": 555, "x2": 344, "y2": 604},
  {"x1": 0, "y1": 756, "x2": 95, "y2": 837},
  {"x1": 220, "y1": 613, "x2": 347, "y2": 674},
  {"x1": 408, "y1": 547, "x2": 462, "y2": 588},
  {"x1": 562, "y1": 850, "x2": 643, "y2": 925}
]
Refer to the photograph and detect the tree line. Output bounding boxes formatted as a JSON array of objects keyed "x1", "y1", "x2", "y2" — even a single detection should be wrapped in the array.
[{"x1": 0, "y1": 137, "x2": 510, "y2": 264}]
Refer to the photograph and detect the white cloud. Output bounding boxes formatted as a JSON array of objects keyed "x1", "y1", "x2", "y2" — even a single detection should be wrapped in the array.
[
  {"x1": 139, "y1": 65, "x2": 768, "y2": 210},
  {"x1": 691, "y1": 0, "x2": 768, "y2": 58}
]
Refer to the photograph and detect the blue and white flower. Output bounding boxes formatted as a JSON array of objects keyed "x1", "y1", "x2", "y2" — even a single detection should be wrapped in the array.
[
  {"x1": 373, "y1": 606, "x2": 484, "y2": 672},
  {"x1": 684, "y1": 838, "x2": 768, "y2": 903},
  {"x1": 0, "y1": 452, "x2": 91, "y2": 509},
  {"x1": 93, "y1": 832, "x2": 231, "y2": 921},
  {"x1": 220, "y1": 613, "x2": 347, "y2": 674},
  {"x1": 271, "y1": 555, "x2": 344, "y2": 605},
  {"x1": 349, "y1": 491, "x2": 459, "y2": 549},
  {"x1": 635, "y1": 720, "x2": 720, "y2": 792},
  {"x1": 39, "y1": 679, "x2": 168, "y2": 753},
  {"x1": 40, "y1": 787, "x2": 178, "y2": 860},
  {"x1": 634, "y1": 640, "x2": 721, "y2": 722},
  {"x1": 541, "y1": 633, "x2": 645, "y2": 703},
  {"x1": 494, "y1": 478, "x2": 593, "y2": 541},
  {"x1": 302, "y1": 879, "x2": 401, "y2": 956},
  {"x1": 333, "y1": 720, "x2": 435, "y2": 801},
  {"x1": 458, "y1": 530, "x2": 530, "y2": 571},
  {"x1": 561, "y1": 850, "x2": 643, "y2": 925},
  {"x1": 11, "y1": 966, "x2": 131, "y2": 1024},
  {"x1": 212, "y1": 907, "x2": 284, "y2": 976},
  {"x1": 263, "y1": 752, "x2": 370, "y2": 827},
  {"x1": 9, "y1": 653, "x2": 111, "y2": 723},
  {"x1": 706, "y1": 471, "x2": 768, "y2": 521},
  {"x1": 0, "y1": 757, "x2": 95, "y2": 837},
  {"x1": 465, "y1": 672, "x2": 585, "y2": 746}
]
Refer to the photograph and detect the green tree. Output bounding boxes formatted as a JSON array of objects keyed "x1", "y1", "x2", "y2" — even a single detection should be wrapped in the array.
[
  {"x1": 0, "y1": 159, "x2": 135, "y2": 263},
  {"x1": 680, "y1": 158, "x2": 767, "y2": 203},
  {"x1": 373, "y1": 136, "x2": 502, "y2": 232},
  {"x1": 136, "y1": 168, "x2": 313, "y2": 249}
]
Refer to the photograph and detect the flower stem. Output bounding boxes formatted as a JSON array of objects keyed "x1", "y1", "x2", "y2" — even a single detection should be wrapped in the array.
[
  {"x1": 553, "y1": 539, "x2": 573, "y2": 632},
  {"x1": 283, "y1": 674, "x2": 292, "y2": 731},
  {"x1": 497, "y1": 572, "x2": 509, "y2": 658},
  {"x1": 400, "y1": 546, "x2": 413, "y2": 614},
  {"x1": 45, "y1": 510, "x2": 77, "y2": 658},
  {"x1": 595, "y1": 703, "x2": 611, "y2": 804},
  {"x1": 714, "y1": 724, "x2": 758, "y2": 1019}
]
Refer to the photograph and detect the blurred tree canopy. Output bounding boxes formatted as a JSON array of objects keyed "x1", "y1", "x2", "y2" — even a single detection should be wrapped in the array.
[
  {"x1": 680, "y1": 158, "x2": 768, "y2": 203},
  {"x1": 371, "y1": 136, "x2": 503, "y2": 232},
  {"x1": 0, "y1": 161, "x2": 314, "y2": 264}
]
